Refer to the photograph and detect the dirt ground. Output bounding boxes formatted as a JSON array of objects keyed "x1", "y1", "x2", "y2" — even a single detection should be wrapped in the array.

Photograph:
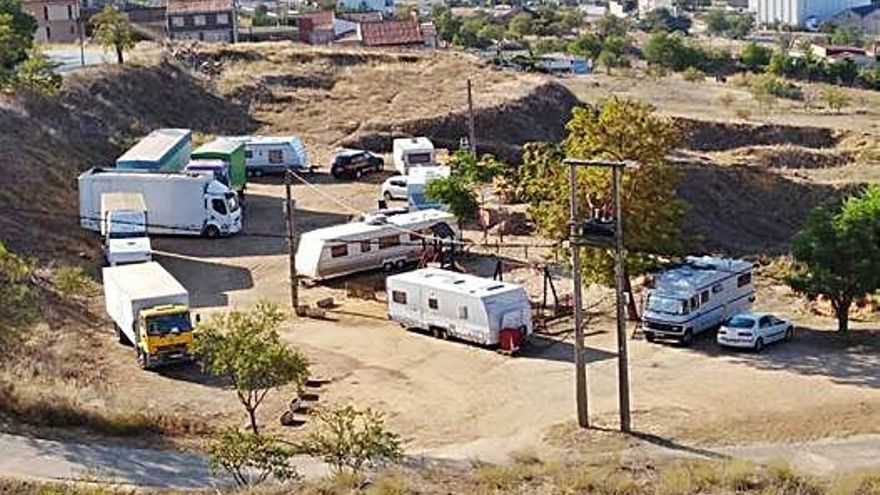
[{"x1": 129, "y1": 175, "x2": 880, "y2": 461}]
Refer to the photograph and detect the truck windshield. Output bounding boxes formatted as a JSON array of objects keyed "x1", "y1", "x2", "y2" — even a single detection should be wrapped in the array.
[
  {"x1": 145, "y1": 313, "x2": 192, "y2": 336},
  {"x1": 109, "y1": 229, "x2": 146, "y2": 239},
  {"x1": 647, "y1": 295, "x2": 686, "y2": 315},
  {"x1": 226, "y1": 193, "x2": 240, "y2": 213}
]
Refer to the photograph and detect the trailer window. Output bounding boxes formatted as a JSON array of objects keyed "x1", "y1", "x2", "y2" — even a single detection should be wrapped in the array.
[
  {"x1": 360, "y1": 240, "x2": 372, "y2": 253},
  {"x1": 428, "y1": 298, "x2": 438, "y2": 310},
  {"x1": 392, "y1": 290, "x2": 407, "y2": 304},
  {"x1": 712, "y1": 284, "x2": 723, "y2": 294},
  {"x1": 701, "y1": 291, "x2": 709, "y2": 304},
  {"x1": 211, "y1": 199, "x2": 227, "y2": 215},
  {"x1": 379, "y1": 235, "x2": 400, "y2": 249},
  {"x1": 245, "y1": 150, "x2": 253, "y2": 159},
  {"x1": 458, "y1": 305, "x2": 468, "y2": 320},
  {"x1": 737, "y1": 272, "x2": 752, "y2": 287},
  {"x1": 330, "y1": 244, "x2": 348, "y2": 258},
  {"x1": 268, "y1": 149, "x2": 283, "y2": 164}
]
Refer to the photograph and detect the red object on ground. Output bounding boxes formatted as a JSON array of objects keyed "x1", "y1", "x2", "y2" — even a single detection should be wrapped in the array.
[{"x1": 499, "y1": 328, "x2": 523, "y2": 353}]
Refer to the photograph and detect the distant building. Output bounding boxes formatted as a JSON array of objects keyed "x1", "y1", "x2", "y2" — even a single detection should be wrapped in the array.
[
  {"x1": 22, "y1": 0, "x2": 81, "y2": 43},
  {"x1": 748, "y1": 0, "x2": 871, "y2": 28},
  {"x1": 827, "y1": 3, "x2": 880, "y2": 33},
  {"x1": 336, "y1": 0, "x2": 394, "y2": 16},
  {"x1": 810, "y1": 43, "x2": 876, "y2": 65},
  {"x1": 337, "y1": 11, "x2": 383, "y2": 22},
  {"x1": 166, "y1": 0, "x2": 235, "y2": 42},
  {"x1": 638, "y1": 0, "x2": 674, "y2": 13},
  {"x1": 358, "y1": 19, "x2": 428, "y2": 47},
  {"x1": 294, "y1": 9, "x2": 335, "y2": 44}
]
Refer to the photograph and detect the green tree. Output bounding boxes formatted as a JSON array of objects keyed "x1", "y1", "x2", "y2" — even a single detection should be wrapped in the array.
[
  {"x1": 595, "y1": 35, "x2": 630, "y2": 74},
  {"x1": 12, "y1": 46, "x2": 60, "y2": 93},
  {"x1": 830, "y1": 25, "x2": 863, "y2": 47},
  {"x1": 787, "y1": 186, "x2": 880, "y2": 333},
  {"x1": 739, "y1": 41, "x2": 771, "y2": 71},
  {"x1": 704, "y1": 9, "x2": 729, "y2": 35},
  {"x1": 637, "y1": 7, "x2": 691, "y2": 33},
  {"x1": 828, "y1": 58, "x2": 858, "y2": 86},
  {"x1": 524, "y1": 98, "x2": 685, "y2": 309},
  {"x1": 432, "y1": 5, "x2": 461, "y2": 44},
  {"x1": 195, "y1": 303, "x2": 310, "y2": 434},
  {"x1": 0, "y1": 0, "x2": 36, "y2": 81},
  {"x1": 593, "y1": 13, "x2": 629, "y2": 39},
  {"x1": 91, "y1": 5, "x2": 134, "y2": 64},
  {"x1": 767, "y1": 49, "x2": 791, "y2": 76},
  {"x1": 0, "y1": 240, "x2": 36, "y2": 345},
  {"x1": 566, "y1": 32, "x2": 602, "y2": 59},
  {"x1": 207, "y1": 428, "x2": 298, "y2": 487},
  {"x1": 299, "y1": 405, "x2": 403, "y2": 474},
  {"x1": 424, "y1": 151, "x2": 503, "y2": 227},
  {"x1": 507, "y1": 12, "x2": 534, "y2": 38},
  {"x1": 643, "y1": 31, "x2": 703, "y2": 71},
  {"x1": 822, "y1": 86, "x2": 850, "y2": 114}
]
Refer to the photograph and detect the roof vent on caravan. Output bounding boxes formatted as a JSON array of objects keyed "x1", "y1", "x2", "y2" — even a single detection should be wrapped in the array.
[{"x1": 364, "y1": 213, "x2": 389, "y2": 225}]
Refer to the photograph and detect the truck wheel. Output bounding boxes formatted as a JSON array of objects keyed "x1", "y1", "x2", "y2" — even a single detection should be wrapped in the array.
[
  {"x1": 644, "y1": 332, "x2": 655, "y2": 343},
  {"x1": 203, "y1": 225, "x2": 221, "y2": 238},
  {"x1": 680, "y1": 329, "x2": 693, "y2": 347}
]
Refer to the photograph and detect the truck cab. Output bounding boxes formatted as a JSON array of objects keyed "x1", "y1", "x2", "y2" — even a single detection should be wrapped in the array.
[
  {"x1": 137, "y1": 304, "x2": 194, "y2": 369},
  {"x1": 204, "y1": 181, "x2": 242, "y2": 238},
  {"x1": 101, "y1": 193, "x2": 152, "y2": 266}
]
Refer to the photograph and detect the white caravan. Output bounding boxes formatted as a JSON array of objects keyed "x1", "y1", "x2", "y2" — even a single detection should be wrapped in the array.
[
  {"x1": 641, "y1": 256, "x2": 755, "y2": 345},
  {"x1": 100, "y1": 192, "x2": 152, "y2": 266},
  {"x1": 295, "y1": 209, "x2": 457, "y2": 281},
  {"x1": 79, "y1": 168, "x2": 242, "y2": 238},
  {"x1": 393, "y1": 137, "x2": 435, "y2": 174},
  {"x1": 386, "y1": 268, "x2": 533, "y2": 346},
  {"x1": 227, "y1": 135, "x2": 309, "y2": 176},
  {"x1": 407, "y1": 166, "x2": 450, "y2": 211}
]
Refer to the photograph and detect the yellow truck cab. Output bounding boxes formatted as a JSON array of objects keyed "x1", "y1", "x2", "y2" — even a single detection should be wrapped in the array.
[{"x1": 103, "y1": 262, "x2": 195, "y2": 370}]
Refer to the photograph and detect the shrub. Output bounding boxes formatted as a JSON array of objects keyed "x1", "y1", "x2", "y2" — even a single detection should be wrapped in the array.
[
  {"x1": 682, "y1": 66, "x2": 705, "y2": 82},
  {"x1": 750, "y1": 74, "x2": 803, "y2": 100},
  {"x1": 207, "y1": 428, "x2": 298, "y2": 487},
  {"x1": 54, "y1": 265, "x2": 99, "y2": 299},
  {"x1": 718, "y1": 93, "x2": 735, "y2": 107},
  {"x1": 734, "y1": 108, "x2": 751, "y2": 120}
]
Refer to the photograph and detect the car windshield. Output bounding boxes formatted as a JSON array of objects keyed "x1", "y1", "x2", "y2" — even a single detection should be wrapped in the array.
[
  {"x1": 109, "y1": 230, "x2": 146, "y2": 239},
  {"x1": 145, "y1": 312, "x2": 192, "y2": 336},
  {"x1": 647, "y1": 295, "x2": 685, "y2": 315},
  {"x1": 725, "y1": 316, "x2": 756, "y2": 329},
  {"x1": 226, "y1": 193, "x2": 240, "y2": 212}
]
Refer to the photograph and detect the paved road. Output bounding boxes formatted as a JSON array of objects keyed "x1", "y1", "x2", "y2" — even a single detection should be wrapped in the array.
[
  {"x1": 44, "y1": 48, "x2": 105, "y2": 73},
  {"x1": 0, "y1": 433, "x2": 326, "y2": 489}
]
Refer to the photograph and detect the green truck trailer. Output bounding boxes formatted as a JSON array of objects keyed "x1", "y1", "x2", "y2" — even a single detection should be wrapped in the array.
[{"x1": 188, "y1": 138, "x2": 247, "y2": 197}]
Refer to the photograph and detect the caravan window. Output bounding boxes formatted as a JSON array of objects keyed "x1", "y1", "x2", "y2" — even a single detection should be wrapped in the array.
[
  {"x1": 428, "y1": 298, "x2": 438, "y2": 310},
  {"x1": 379, "y1": 235, "x2": 400, "y2": 249},
  {"x1": 737, "y1": 272, "x2": 752, "y2": 287},
  {"x1": 392, "y1": 290, "x2": 407, "y2": 304},
  {"x1": 360, "y1": 240, "x2": 372, "y2": 253},
  {"x1": 245, "y1": 150, "x2": 253, "y2": 159},
  {"x1": 458, "y1": 306, "x2": 468, "y2": 320},
  {"x1": 268, "y1": 149, "x2": 283, "y2": 164},
  {"x1": 712, "y1": 284, "x2": 723, "y2": 294},
  {"x1": 701, "y1": 291, "x2": 709, "y2": 304},
  {"x1": 330, "y1": 245, "x2": 348, "y2": 258}
]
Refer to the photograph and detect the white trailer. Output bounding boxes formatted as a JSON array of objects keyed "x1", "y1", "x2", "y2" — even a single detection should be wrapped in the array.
[
  {"x1": 386, "y1": 268, "x2": 533, "y2": 347},
  {"x1": 295, "y1": 209, "x2": 457, "y2": 281},
  {"x1": 642, "y1": 256, "x2": 756, "y2": 345},
  {"x1": 393, "y1": 137, "x2": 435, "y2": 175},
  {"x1": 227, "y1": 135, "x2": 310, "y2": 176},
  {"x1": 100, "y1": 192, "x2": 152, "y2": 266},
  {"x1": 79, "y1": 168, "x2": 242, "y2": 238},
  {"x1": 103, "y1": 262, "x2": 195, "y2": 369}
]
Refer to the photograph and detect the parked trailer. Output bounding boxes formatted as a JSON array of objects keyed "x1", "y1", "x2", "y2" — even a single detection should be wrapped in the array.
[
  {"x1": 190, "y1": 138, "x2": 247, "y2": 196},
  {"x1": 641, "y1": 256, "x2": 755, "y2": 345},
  {"x1": 393, "y1": 137, "x2": 435, "y2": 175},
  {"x1": 386, "y1": 268, "x2": 533, "y2": 350},
  {"x1": 295, "y1": 209, "x2": 457, "y2": 281},
  {"x1": 100, "y1": 192, "x2": 152, "y2": 266},
  {"x1": 227, "y1": 135, "x2": 310, "y2": 176},
  {"x1": 79, "y1": 168, "x2": 242, "y2": 238},
  {"x1": 116, "y1": 128, "x2": 192, "y2": 171},
  {"x1": 103, "y1": 261, "x2": 195, "y2": 369}
]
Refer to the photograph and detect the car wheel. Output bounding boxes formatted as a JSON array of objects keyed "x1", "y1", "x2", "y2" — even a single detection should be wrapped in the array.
[
  {"x1": 382, "y1": 262, "x2": 394, "y2": 272},
  {"x1": 203, "y1": 225, "x2": 221, "y2": 238},
  {"x1": 394, "y1": 259, "x2": 406, "y2": 270},
  {"x1": 384, "y1": 191, "x2": 393, "y2": 201},
  {"x1": 644, "y1": 332, "x2": 655, "y2": 343},
  {"x1": 784, "y1": 326, "x2": 794, "y2": 342},
  {"x1": 680, "y1": 329, "x2": 693, "y2": 346},
  {"x1": 355, "y1": 169, "x2": 363, "y2": 179},
  {"x1": 254, "y1": 169, "x2": 263, "y2": 177},
  {"x1": 754, "y1": 337, "x2": 765, "y2": 353}
]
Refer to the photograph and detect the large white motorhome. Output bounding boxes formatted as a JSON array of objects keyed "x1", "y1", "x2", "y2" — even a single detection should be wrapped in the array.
[
  {"x1": 100, "y1": 192, "x2": 152, "y2": 266},
  {"x1": 641, "y1": 256, "x2": 755, "y2": 345},
  {"x1": 295, "y1": 209, "x2": 457, "y2": 281},
  {"x1": 79, "y1": 168, "x2": 242, "y2": 238},
  {"x1": 393, "y1": 137, "x2": 435, "y2": 175},
  {"x1": 227, "y1": 135, "x2": 309, "y2": 176},
  {"x1": 386, "y1": 268, "x2": 533, "y2": 347}
]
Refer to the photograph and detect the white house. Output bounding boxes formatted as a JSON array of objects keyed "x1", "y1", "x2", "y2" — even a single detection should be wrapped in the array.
[
  {"x1": 748, "y1": 0, "x2": 871, "y2": 28},
  {"x1": 638, "y1": 0, "x2": 674, "y2": 13},
  {"x1": 336, "y1": 0, "x2": 394, "y2": 16}
]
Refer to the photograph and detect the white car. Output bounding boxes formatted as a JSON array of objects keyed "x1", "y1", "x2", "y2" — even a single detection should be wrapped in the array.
[
  {"x1": 381, "y1": 175, "x2": 408, "y2": 201},
  {"x1": 717, "y1": 312, "x2": 794, "y2": 351}
]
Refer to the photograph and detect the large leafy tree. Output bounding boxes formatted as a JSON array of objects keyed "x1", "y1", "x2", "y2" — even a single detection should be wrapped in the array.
[
  {"x1": 0, "y1": 0, "x2": 36, "y2": 81},
  {"x1": 425, "y1": 150, "x2": 505, "y2": 228},
  {"x1": 91, "y1": 5, "x2": 134, "y2": 64},
  {"x1": 524, "y1": 97, "x2": 685, "y2": 316},
  {"x1": 195, "y1": 302, "x2": 310, "y2": 434},
  {"x1": 787, "y1": 186, "x2": 880, "y2": 333}
]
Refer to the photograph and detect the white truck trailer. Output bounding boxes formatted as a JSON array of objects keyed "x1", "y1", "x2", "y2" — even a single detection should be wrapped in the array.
[
  {"x1": 393, "y1": 137, "x2": 435, "y2": 175},
  {"x1": 101, "y1": 193, "x2": 152, "y2": 266},
  {"x1": 386, "y1": 268, "x2": 533, "y2": 350},
  {"x1": 103, "y1": 262, "x2": 196, "y2": 369},
  {"x1": 79, "y1": 168, "x2": 242, "y2": 238}
]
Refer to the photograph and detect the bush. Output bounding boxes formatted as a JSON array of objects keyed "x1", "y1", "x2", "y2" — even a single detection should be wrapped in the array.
[
  {"x1": 207, "y1": 428, "x2": 298, "y2": 487},
  {"x1": 734, "y1": 108, "x2": 751, "y2": 120},
  {"x1": 682, "y1": 66, "x2": 704, "y2": 82},
  {"x1": 54, "y1": 265, "x2": 99, "y2": 299},
  {"x1": 750, "y1": 74, "x2": 803, "y2": 101}
]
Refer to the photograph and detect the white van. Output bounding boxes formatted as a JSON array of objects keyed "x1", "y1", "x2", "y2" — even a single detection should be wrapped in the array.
[
  {"x1": 227, "y1": 135, "x2": 309, "y2": 176},
  {"x1": 393, "y1": 137, "x2": 435, "y2": 175},
  {"x1": 295, "y1": 209, "x2": 457, "y2": 281},
  {"x1": 641, "y1": 256, "x2": 755, "y2": 345},
  {"x1": 386, "y1": 268, "x2": 533, "y2": 346}
]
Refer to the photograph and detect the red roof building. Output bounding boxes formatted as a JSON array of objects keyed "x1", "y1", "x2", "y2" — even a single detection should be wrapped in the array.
[{"x1": 359, "y1": 19, "x2": 425, "y2": 47}]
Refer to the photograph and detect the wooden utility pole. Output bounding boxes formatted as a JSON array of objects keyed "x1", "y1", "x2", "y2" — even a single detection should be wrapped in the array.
[
  {"x1": 467, "y1": 78, "x2": 476, "y2": 158},
  {"x1": 78, "y1": 17, "x2": 85, "y2": 67},
  {"x1": 285, "y1": 171, "x2": 298, "y2": 309},
  {"x1": 612, "y1": 164, "x2": 631, "y2": 433},
  {"x1": 568, "y1": 164, "x2": 589, "y2": 428}
]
